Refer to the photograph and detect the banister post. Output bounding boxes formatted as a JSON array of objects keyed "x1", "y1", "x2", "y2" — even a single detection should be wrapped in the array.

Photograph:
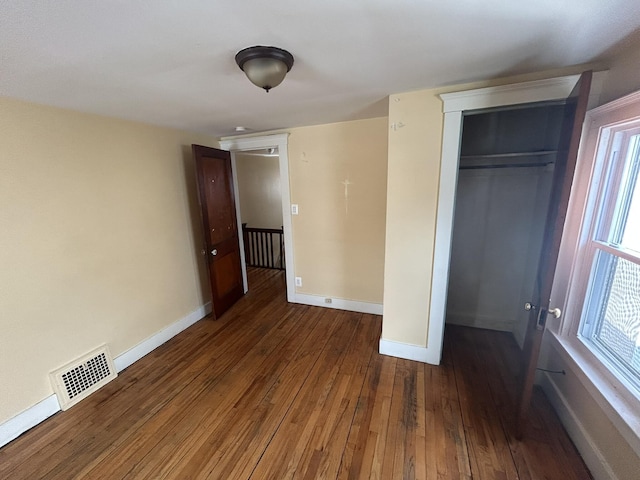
[{"x1": 242, "y1": 223, "x2": 250, "y2": 266}]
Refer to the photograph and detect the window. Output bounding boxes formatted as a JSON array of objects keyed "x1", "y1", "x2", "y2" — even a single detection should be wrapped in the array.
[{"x1": 571, "y1": 115, "x2": 640, "y2": 396}]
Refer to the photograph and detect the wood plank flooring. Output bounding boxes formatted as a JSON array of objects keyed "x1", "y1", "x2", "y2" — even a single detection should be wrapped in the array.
[{"x1": 0, "y1": 268, "x2": 591, "y2": 479}]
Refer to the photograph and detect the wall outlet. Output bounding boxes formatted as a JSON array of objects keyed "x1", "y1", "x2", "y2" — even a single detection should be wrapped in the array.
[
  {"x1": 291, "y1": 204, "x2": 299, "y2": 215},
  {"x1": 295, "y1": 276, "x2": 302, "y2": 287},
  {"x1": 324, "y1": 298, "x2": 332, "y2": 304}
]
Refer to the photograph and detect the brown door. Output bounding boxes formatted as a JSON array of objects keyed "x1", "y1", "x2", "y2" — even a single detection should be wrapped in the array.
[
  {"x1": 516, "y1": 71, "x2": 592, "y2": 437},
  {"x1": 193, "y1": 145, "x2": 244, "y2": 319}
]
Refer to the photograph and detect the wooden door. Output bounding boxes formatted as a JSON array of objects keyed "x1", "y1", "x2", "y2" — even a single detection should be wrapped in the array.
[
  {"x1": 193, "y1": 145, "x2": 244, "y2": 319},
  {"x1": 516, "y1": 71, "x2": 592, "y2": 437}
]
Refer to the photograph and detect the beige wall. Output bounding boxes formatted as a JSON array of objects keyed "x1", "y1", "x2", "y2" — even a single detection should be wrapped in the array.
[
  {"x1": 287, "y1": 117, "x2": 388, "y2": 304},
  {"x1": 0, "y1": 97, "x2": 214, "y2": 424},
  {"x1": 600, "y1": 33, "x2": 640, "y2": 104},
  {"x1": 382, "y1": 90, "x2": 443, "y2": 344},
  {"x1": 235, "y1": 153, "x2": 283, "y2": 229}
]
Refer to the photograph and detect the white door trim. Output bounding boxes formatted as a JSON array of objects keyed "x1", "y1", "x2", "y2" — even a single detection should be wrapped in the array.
[
  {"x1": 427, "y1": 73, "x2": 605, "y2": 364},
  {"x1": 219, "y1": 134, "x2": 295, "y2": 302}
]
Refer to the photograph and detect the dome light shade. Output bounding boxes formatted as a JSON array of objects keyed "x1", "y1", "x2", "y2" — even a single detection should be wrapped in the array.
[{"x1": 235, "y1": 46, "x2": 294, "y2": 92}]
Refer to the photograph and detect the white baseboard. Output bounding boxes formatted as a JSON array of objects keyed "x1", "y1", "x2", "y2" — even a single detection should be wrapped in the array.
[
  {"x1": 114, "y1": 302, "x2": 212, "y2": 372},
  {"x1": 0, "y1": 302, "x2": 212, "y2": 449},
  {"x1": 293, "y1": 293, "x2": 383, "y2": 315},
  {"x1": 379, "y1": 339, "x2": 440, "y2": 365},
  {"x1": 540, "y1": 372, "x2": 619, "y2": 480},
  {"x1": 0, "y1": 395, "x2": 60, "y2": 448}
]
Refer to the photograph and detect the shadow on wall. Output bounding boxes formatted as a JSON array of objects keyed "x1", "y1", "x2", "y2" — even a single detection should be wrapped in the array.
[
  {"x1": 181, "y1": 144, "x2": 211, "y2": 305},
  {"x1": 597, "y1": 27, "x2": 640, "y2": 104}
]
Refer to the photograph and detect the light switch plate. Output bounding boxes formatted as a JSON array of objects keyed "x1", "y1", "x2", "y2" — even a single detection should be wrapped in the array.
[{"x1": 291, "y1": 204, "x2": 299, "y2": 215}]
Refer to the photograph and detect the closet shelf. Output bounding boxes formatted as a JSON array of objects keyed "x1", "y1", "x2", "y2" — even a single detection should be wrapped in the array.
[{"x1": 459, "y1": 150, "x2": 557, "y2": 160}]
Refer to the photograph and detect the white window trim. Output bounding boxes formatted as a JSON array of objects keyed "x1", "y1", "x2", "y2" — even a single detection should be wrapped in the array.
[{"x1": 548, "y1": 90, "x2": 640, "y2": 457}]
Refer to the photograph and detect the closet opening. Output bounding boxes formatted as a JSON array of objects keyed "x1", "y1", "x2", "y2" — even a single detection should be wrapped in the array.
[{"x1": 445, "y1": 100, "x2": 567, "y2": 348}]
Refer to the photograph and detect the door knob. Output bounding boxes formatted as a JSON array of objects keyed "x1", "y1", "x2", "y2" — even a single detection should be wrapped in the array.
[
  {"x1": 548, "y1": 307, "x2": 562, "y2": 318},
  {"x1": 524, "y1": 302, "x2": 537, "y2": 311},
  {"x1": 211, "y1": 249, "x2": 217, "y2": 256}
]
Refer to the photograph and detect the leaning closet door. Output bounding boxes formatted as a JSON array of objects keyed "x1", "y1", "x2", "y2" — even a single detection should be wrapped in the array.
[{"x1": 445, "y1": 103, "x2": 566, "y2": 347}]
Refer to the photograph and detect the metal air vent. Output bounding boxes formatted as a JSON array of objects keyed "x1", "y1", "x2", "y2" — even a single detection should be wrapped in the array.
[{"x1": 50, "y1": 345, "x2": 117, "y2": 410}]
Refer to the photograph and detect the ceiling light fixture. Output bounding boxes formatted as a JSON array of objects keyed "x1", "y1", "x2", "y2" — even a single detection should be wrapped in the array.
[{"x1": 235, "y1": 46, "x2": 294, "y2": 92}]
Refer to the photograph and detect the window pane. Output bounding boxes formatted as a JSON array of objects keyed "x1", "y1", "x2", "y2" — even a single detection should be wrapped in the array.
[
  {"x1": 611, "y1": 134, "x2": 640, "y2": 253},
  {"x1": 621, "y1": 161, "x2": 640, "y2": 253},
  {"x1": 582, "y1": 251, "x2": 640, "y2": 387}
]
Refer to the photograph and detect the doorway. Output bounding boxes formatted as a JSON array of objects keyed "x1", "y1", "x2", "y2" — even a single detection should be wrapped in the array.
[
  {"x1": 427, "y1": 73, "x2": 604, "y2": 363},
  {"x1": 234, "y1": 148, "x2": 286, "y2": 293},
  {"x1": 219, "y1": 134, "x2": 295, "y2": 302},
  {"x1": 445, "y1": 102, "x2": 565, "y2": 347}
]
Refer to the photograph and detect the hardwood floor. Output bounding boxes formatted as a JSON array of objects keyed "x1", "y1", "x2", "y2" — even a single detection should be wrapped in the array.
[{"x1": 0, "y1": 268, "x2": 591, "y2": 479}]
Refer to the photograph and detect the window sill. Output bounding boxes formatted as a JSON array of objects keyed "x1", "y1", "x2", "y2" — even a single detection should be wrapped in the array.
[{"x1": 547, "y1": 329, "x2": 640, "y2": 457}]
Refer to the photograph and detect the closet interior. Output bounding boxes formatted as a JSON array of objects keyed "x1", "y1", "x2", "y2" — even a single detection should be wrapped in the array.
[{"x1": 445, "y1": 102, "x2": 566, "y2": 347}]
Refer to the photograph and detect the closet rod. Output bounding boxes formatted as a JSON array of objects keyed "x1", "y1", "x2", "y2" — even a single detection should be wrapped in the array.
[
  {"x1": 459, "y1": 150, "x2": 557, "y2": 160},
  {"x1": 459, "y1": 162, "x2": 554, "y2": 170}
]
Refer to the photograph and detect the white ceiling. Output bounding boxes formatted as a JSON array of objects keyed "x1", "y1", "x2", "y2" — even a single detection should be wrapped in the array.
[{"x1": 2, "y1": 1, "x2": 640, "y2": 137}]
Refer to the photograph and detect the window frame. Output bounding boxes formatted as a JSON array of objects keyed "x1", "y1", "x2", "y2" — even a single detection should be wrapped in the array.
[
  {"x1": 563, "y1": 121, "x2": 640, "y2": 392},
  {"x1": 548, "y1": 90, "x2": 640, "y2": 454}
]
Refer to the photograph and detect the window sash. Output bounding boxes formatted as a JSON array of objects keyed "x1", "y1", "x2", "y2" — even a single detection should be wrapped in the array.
[
  {"x1": 595, "y1": 128, "x2": 640, "y2": 244},
  {"x1": 579, "y1": 248, "x2": 640, "y2": 390},
  {"x1": 591, "y1": 241, "x2": 640, "y2": 265},
  {"x1": 576, "y1": 123, "x2": 640, "y2": 394}
]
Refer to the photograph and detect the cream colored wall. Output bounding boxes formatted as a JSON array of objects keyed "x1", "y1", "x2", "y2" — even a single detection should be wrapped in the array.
[
  {"x1": 235, "y1": 153, "x2": 283, "y2": 229},
  {"x1": 600, "y1": 33, "x2": 640, "y2": 104},
  {"x1": 287, "y1": 117, "x2": 388, "y2": 304},
  {"x1": 382, "y1": 91, "x2": 443, "y2": 344},
  {"x1": 0, "y1": 96, "x2": 214, "y2": 424}
]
